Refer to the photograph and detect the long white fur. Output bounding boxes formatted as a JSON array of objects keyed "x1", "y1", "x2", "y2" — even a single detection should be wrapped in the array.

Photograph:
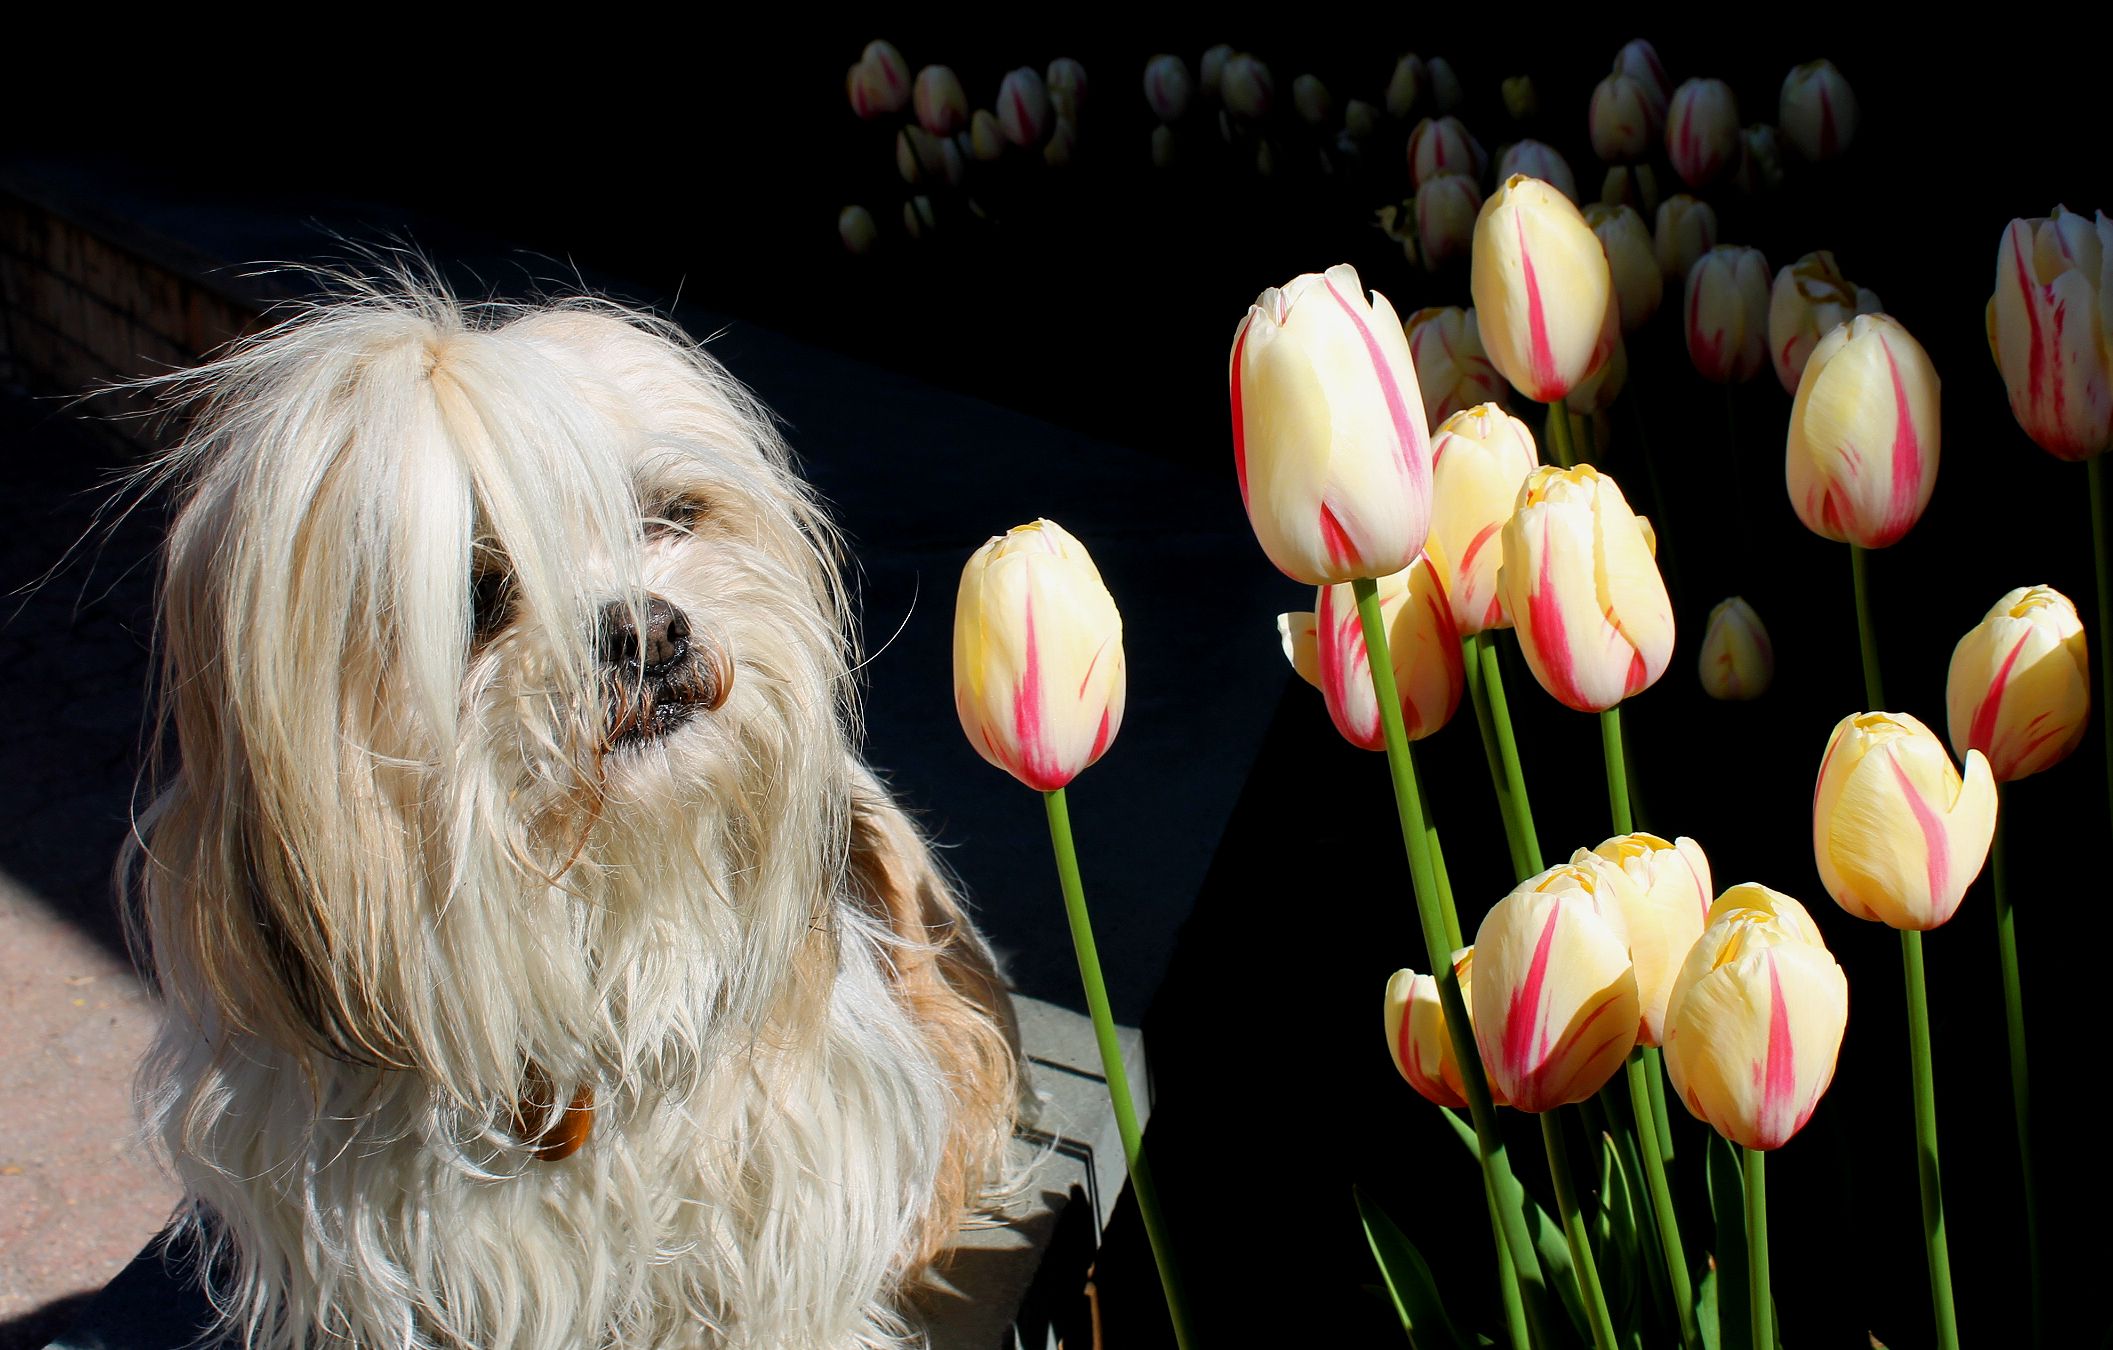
[{"x1": 130, "y1": 279, "x2": 981, "y2": 1348}]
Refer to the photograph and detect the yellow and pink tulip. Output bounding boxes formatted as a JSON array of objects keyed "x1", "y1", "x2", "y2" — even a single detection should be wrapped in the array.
[
  {"x1": 1786, "y1": 314, "x2": 1941, "y2": 549},
  {"x1": 1471, "y1": 175, "x2": 1617, "y2": 404},
  {"x1": 1986, "y1": 207, "x2": 2113, "y2": 461},
  {"x1": 1279, "y1": 556, "x2": 1464, "y2": 748},
  {"x1": 1385, "y1": 949, "x2": 1502, "y2": 1109},
  {"x1": 1425, "y1": 403, "x2": 1541, "y2": 635},
  {"x1": 1947, "y1": 585, "x2": 2091, "y2": 783},
  {"x1": 1813, "y1": 712, "x2": 1997, "y2": 930}
]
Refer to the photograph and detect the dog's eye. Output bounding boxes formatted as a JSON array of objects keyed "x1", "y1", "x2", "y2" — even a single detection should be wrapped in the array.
[
  {"x1": 471, "y1": 566, "x2": 515, "y2": 645},
  {"x1": 644, "y1": 494, "x2": 710, "y2": 537}
]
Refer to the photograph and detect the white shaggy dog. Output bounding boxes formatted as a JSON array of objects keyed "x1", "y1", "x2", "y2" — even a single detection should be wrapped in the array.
[{"x1": 125, "y1": 281, "x2": 1019, "y2": 1349}]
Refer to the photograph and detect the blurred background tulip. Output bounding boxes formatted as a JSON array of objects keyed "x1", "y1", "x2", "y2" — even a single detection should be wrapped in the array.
[
  {"x1": 1278, "y1": 555, "x2": 1463, "y2": 748},
  {"x1": 1667, "y1": 77, "x2": 1740, "y2": 187},
  {"x1": 1731, "y1": 123, "x2": 1786, "y2": 197},
  {"x1": 1655, "y1": 193, "x2": 1719, "y2": 282},
  {"x1": 1663, "y1": 884, "x2": 1848, "y2": 1150},
  {"x1": 1429, "y1": 57, "x2": 1464, "y2": 113},
  {"x1": 1613, "y1": 37, "x2": 1672, "y2": 117},
  {"x1": 901, "y1": 195, "x2": 936, "y2": 240},
  {"x1": 1221, "y1": 53, "x2": 1274, "y2": 119},
  {"x1": 1502, "y1": 75, "x2": 1538, "y2": 124},
  {"x1": 1472, "y1": 862, "x2": 1640, "y2": 1111},
  {"x1": 1044, "y1": 119, "x2": 1078, "y2": 169},
  {"x1": 1143, "y1": 54, "x2": 1192, "y2": 123},
  {"x1": 913, "y1": 64, "x2": 968, "y2": 136},
  {"x1": 1698, "y1": 596, "x2": 1774, "y2": 700},
  {"x1": 968, "y1": 109, "x2": 1004, "y2": 161},
  {"x1": 1471, "y1": 174, "x2": 1616, "y2": 404},
  {"x1": 1769, "y1": 251, "x2": 1883, "y2": 394},
  {"x1": 998, "y1": 67, "x2": 1052, "y2": 147},
  {"x1": 896, "y1": 126, "x2": 962, "y2": 186},
  {"x1": 1600, "y1": 162, "x2": 1661, "y2": 216},
  {"x1": 1416, "y1": 174, "x2": 1482, "y2": 272},
  {"x1": 1496, "y1": 140, "x2": 1578, "y2": 203},
  {"x1": 1344, "y1": 99, "x2": 1379, "y2": 141},
  {"x1": 838, "y1": 204, "x2": 877, "y2": 256},
  {"x1": 1149, "y1": 123, "x2": 1177, "y2": 169},
  {"x1": 1408, "y1": 116, "x2": 1485, "y2": 189},
  {"x1": 1046, "y1": 57, "x2": 1087, "y2": 122},
  {"x1": 1814, "y1": 712, "x2": 1997, "y2": 929},
  {"x1": 1589, "y1": 73, "x2": 1661, "y2": 164},
  {"x1": 1566, "y1": 328, "x2": 1628, "y2": 416},
  {"x1": 1780, "y1": 59, "x2": 1858, "y2": 161},
  {"x1": 1386, "y1": 52, "x2": 1428, "y2": 118},
  {"x1": 1987, "y1": 207, "x2": 2113, "y2": 460},
  {"x1": 1385, "y1": 953, "x2": 1500, "y2": 1109},
  {"x1": 1787, "y1": 313, "x2": 1942, "y2": 548},
  {"x1": 1498, "y1": 464, "x2": 1674, "y2": 712},
  {"x1": 1406, "y1": 306, "x2": 1511, "y2": 423},
  {"x1": 1293, "y1": 74, "x2": 1333, "y2": 128},
  {"x1": 1230, "y1": 265, "x2": 1433, "y2": 585},
  {"x1": 847, "y1": 39, "x2": 910, "y2": 119},
  {"x1": 1592, "y1": 834, "x2": 1713, "y2": 1045},
  {"x1": 953, "y1": 519, "x2": 1126, "y2": 792},
  {"x1": 1426, "y1": 403, "x2": 1540, "y2": 635},
  {"x1": 1587, "y1": 203, "x2": 1664, "y2": 333},
  {"x1": 1685, "y1": 244, "x2": 1772, "y2": 384},
  {"x1": 1199, "y1": 43, "x2": 1232, "y2": 99},
  {"x1": 1947, "y1": 585, "x2": 2091, "y2": 782}
]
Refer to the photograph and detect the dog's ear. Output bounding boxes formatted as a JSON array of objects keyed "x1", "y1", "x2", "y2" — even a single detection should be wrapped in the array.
[{"x1": 844, "y1": 766, "x2": 1020, "y2": 1266}]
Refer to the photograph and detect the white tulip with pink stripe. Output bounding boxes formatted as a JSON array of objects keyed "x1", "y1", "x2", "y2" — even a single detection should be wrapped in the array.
[
  {"x1": 1591, "y1": 834, "x2": 1713, "y2": 1047},
  {"x1": 1814, "y1": 712, "x2": 1997, "y2": 931},
  {"x1": 1278, "y1": 555, "x2": 1462, "y2": 749},
  {"x1": 1666, "y1": 78, "x2": 1739, "y2": 187},
  {"x1": 1230, "y1": 264, "x2": 1435, "y2": 586},
  {"x1": 1786, "y1": 313, "x2": 1941, "y2": 549},
  {"x1": 1426, "y1": 403, "x2": 1539, "y2": 635},
  {"x1": 1408, "y1": 116, "x2": 1485, "y2": 189},
  {"x1": 1684, "y1": 245, "x2": 1771, "y2": 384},
  {"x1": 1663, "y1": 885, "x2": 1848, "y2": 1151},
  {"x1": 1405, "y1": 306, "x2": 1509, "y2": 423},
  {"x1": 1471, "y1": 175, "x2": 1617, "y2": 404},
  {"x1": 1779, "y1": 60, "x2": 1858, "y2": 162},
  {"x1": 1986, "y1": 207, "x2": 2113, "y2": 461},
  {"x1": 1384, "y1": 949, "x2": 1503, "y2": 1110},
  {"x1": 1768, "y1": 251, "x2": 1883, "y2": 395},
  {"x1": 1947, "y1": 586, "x2": 2090, "y2": 784}
]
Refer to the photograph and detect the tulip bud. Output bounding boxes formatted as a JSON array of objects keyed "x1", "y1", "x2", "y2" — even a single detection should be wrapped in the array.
[
  {"x1": 1684, "y1": 245, "x2": 1772, "y2": 384},
  {"x1": 1586, "y1": 203, "x2": 1663, "y2": 333},
  {"x1": 1426, "y1": 403, "x2": 1540, "y2": 634},
  {"x1": 1406, "y1": 306, "x2": 1511, "y2": 424},
  {"x1": 1344, "y1": 99, "x2": 1379, "y2": 140},
  {"x1": 1386, "y1": 53, "x2": 1428, "y2": 117},
  {"x1": 901, "y1": 195, "x2": 936, "y2": 241},
  {"x1": 1292, "y1": 73, "x2": 1333, "y2": 127},
  {"x1": 1655, "y1": 194, "x2": 1718, "y2": 282},
  {"x1": 897, "y1": 126, "x2": 963, "y2": 187},
  {"x1": 1780, "y1": 59, "x2": 1857, "y2": 161},
  {"x1": 1221, "y1": 53, "x2": 1274, "y2": 119},
  {"x1": 1697, "y1": 597, "x2": 1773, "y2": 700},
  {"x1": 1473, "y1": 862, "x2": 1640, "y2": 1111},
  {"x1": 1416, "y1": 174, "x2": 1483, "y2": 272},
  {"x1": 1230, "y1": 265, "x2": 1435, "y2": 585},
  {"x1": 1589, "y1": 74, "x2": 1661, "y2": 164},
  {"x1": 1613, "y1": 38, "x2": 1672, "y2": 117},
  {"x1": 1786, "y1": 314, "x2": 1941, "y2": 549},
  {"x1": 1429, "y1": 57, "x2": 1464, "y2": 113},
  {"x1": 1043, "y1": 119, "x2": 1077, "y2": 169},
  {"x1": 997, "y1": 67, "x2": 1052, "y2": 147},
  {"x1": 1407, "y1": 116, "x2": 1485, "y2": 189},
  {"x1": 1498, "y1": 464, "x2": 1672, "y2": 711},
  {"x1": 1279, "y1": 555, "x2": 1463, "y2": 747},
  {"x1": 838, "y1": 205, "x2": 878, "y2": 257},
  {"x1": 1600, "y1": 163, "x2": 1661, "y2": 217},
  {"x1": 1591, "y1": 834, "x2": 1713, "y2": 1046},
  {"x1": 1471, "y1": 175, "x2": 1617, "y2": 404},
  {"x1": 1986, "y1": 208, "x2": 2113, "y2": 460},
  {"x1": 1150, "y1": 123, "x2": 1177, "y2": 170},
  {"x1": 1143, "y1": 54, "x2": 1192, "y2": 123},
  {"x1": 1768, "y1": 251, "x2": 1883, "y2": 394},
  {"x1": 1814, "y1": 712, "x2": 1997, "y2": 930},
  {"x1": 1663, "y1": 884, "x2": 1848, "y2": 1151},
  {"x1": 1502, "y1": 75, "x2": 1538, "y2": 122},
  {"x1": 1667, "y1": 78, "x2": 1739, "y2": 188},
  {"x1": 913, "y1": 65, "x2": 968, "y2": 136},
  {"x1": 968, "y1": 110, "x2": 1005, "y2": 161},
  {"x1": 847, "y1": 39, "x2": 911, "y2": 119},
  {"x1": 953, "y1": 520, "x2": 1126, "y2": 792},
  {"x1": 1046, "y1": 57, "x2": 1087, "y2": 122},
  {"x1": 1497, "y1": 140, "x2": 1578, "y2": 204},
  {"x1": 1731, "y1": 124, "x2": 1786, "y2": 198},
  {"x1": 1199, "y1": 44, "x2": 1233, "y2": 98},
  {"x1": 1567, "y1": 329, "x2": 1628, "y2": 416},
  {"x1": 1385, "y1": 951, "x2": 1501, "y2": 1109},
  {"x1": 1253, "y1": 139, "x2": 1276, "y2": 178},
  {"x1": 1947, "y1": 586, "x2": 2091, "y2": 783}
]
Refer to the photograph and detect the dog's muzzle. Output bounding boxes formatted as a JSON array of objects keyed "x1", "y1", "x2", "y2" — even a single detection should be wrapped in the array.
[{"x1": 599, "y1": 594, "x2": 730, "y2": 750}]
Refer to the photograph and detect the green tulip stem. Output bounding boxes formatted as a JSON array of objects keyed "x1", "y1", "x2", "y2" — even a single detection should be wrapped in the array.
[
  {"x1": 1547, "y1": 397, "x2": 1577, "y2": 469},
  {"x1": 1626, "y1": 1053, "x2": 1700, "y2": 1348},
  {"x1": 1541, "y1": 1110, "x2": 1621, "y2": 1350},
  {"x1": 1354, "y1": 577, "x2": 1550, "y2": 1350},
  {"x1": 1850, "y1": 544, "x2": 1885, "y2": 709},
  {"x1": 1479, "y1": 1155, "x2": 1534, "y2": 1350},
  {"x1": 1992, "y1": 802, "x2": 2043, "y2": 1348},
  {"x1": 1572, "y1": 405, "x2": 1596, "y2": 466},
  {"x1": 1041, "y1": 787, "x2": 1194, "y2": 1350},
  {"x1": 1479, "y1": 632, "x2": 1546, "y2": 875},
  {"x1": 2090, "y1": 456, "x2": 2113, "y2": 839},
  {"x1": 1902, "y1": 928, "x2": 1961, "y2": 1350},
  {"x1": 1744, "y1": 1147, "x2": 1772, "y2": 1350},
  {"x1": 1464, "y1": 633, "x2": 1533, "y2": 883},
  {"x1": 1600, "y1": 705, "x2": 1634, "y2": 837},
  {"x1": 1644, "y1": 1046, "x2": 1675, "y2": 1163}
]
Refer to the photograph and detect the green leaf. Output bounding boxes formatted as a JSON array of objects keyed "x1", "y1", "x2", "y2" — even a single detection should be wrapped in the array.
[
  {"x1": 1357, "y1": 1186, "x2": 1470, "y2": 1350},
  {"x1": 1441, "y1": 1109, "x2": 1586, "y2": 1347},
  {"x1": 1697, "y1": 1262, "x2": 1720, "y2": 1350},
  {"x1": 1706, "y1": 1135, "x2": 1751, "y2": 1350},
  {"x1": 1594, "y1": 1131, "x2": 1643, "y2": 1340}
]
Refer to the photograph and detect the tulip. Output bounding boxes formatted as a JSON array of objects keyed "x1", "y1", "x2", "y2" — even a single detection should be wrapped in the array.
[
  {"x1": 1767, "y1": 251, "x2": 1882, "y2": 394},
  {"x1": 1416, "y1": 173, "x2": 1483, "y2": 272},
  {"x1": 1407, "y1": 116, "x2": 1484, "y2": 189},
  {"x1": 1425, "y1": 404, "x2": 1540, "y2": 635},
  {"x1": 953, "y1": 520, "x2": 1125, "y2": 792},
  {"x1": 1221, "y1": 53, "x2": 1274, "y2": 119},
  {"x1": 1199, "y1": 44, "x2": 1233, "y2": 98},
  {"x1": 1046, "y1": 57, "x2": 1087, "y2": 122},
  {"x1": 896, "y1": 126, "x2": 961, "y2": 186},
  {"x1": 846, "y1": 39, "x2": 910, "y2": 119},
  {"x1": 1685, "y1": 245, "x2": 1772, "y2": 384},
  {"x1": 1471, "y1": 175, "x2": 1617, "y2": 405},
  {"x1": 1429, "y1": 57, "x2": 1464, "y2": 113},
  {"x1": 1666, "y1": 78, "x2": 1739, "y2": 188},
  {"x1": 1589, "y1": 73, "x2": 1661, "y2": 164},
  {"x1": 1143, "y1": 54, "x2": 1192, "y2": 123},
  {"x1": 1279, "y1": 556, "x2": 1463, "y2": 747},
  {"x1": 1044, "y1": 119, "x2": 1078, "y2": 169},
  {"x1": 1985, "y1": 207, "x2": 2113, "y2": 460},
  {"x1": 1502, "y1": 75, "x2": 1538, "y2": 123},
  {"x1": 1497, "y1": 140, "x2": 1578, "y2": 203},
  {"x1": 1947, "y1": 585, "x2": 2091, "y2": 783},
  {"x1": 1149, "y1": 123, "x2": 1176, "y2": 170},
  {"x1": 1779, "y1": 59, "x2": 1857, "y2": 161},
  {"x1": 1472, "y1": 861, "x2": 1640, "y2": 1111},
  {"x1": 1731, "y1": 123, "x2": 1786, "y2": 198},
  {"x1": 902, "y1": 195, "x2": 936, "y2": 240},
  {"x1": 1291, "y1": 73, "x2": 1332, "y2": 127},
  {"x1": 968, "y1": 110, "x2": 1005, "y2": 161},
  {"x1": 913, "y1": 65, "x2": 968, "y2": 136},
  {"x1": 1586, "y1": 203, "x2": 1663, "y2": 333},
  {"x1": 1498, "y1": 464, "x2": 1672, "y2": 712},
  {"x1": 1600, "y1": 163, "x2": 1661, "y2": 217},
  {"x1": 1344, "y1": 99, "x2": 1379, "y2": 140},
  {"x1": 1567, "y1": 329, "x2": 1628, "y2": 416},
  {"x1": 1655, "y1": 194, "x2": 1718, "y2": 283},
  {"x1": 1662, "y1": 884, "x2": 1848, "y2": 1150},
  {"x1": 997, "y1": 67, "x2": 1051, "y2": 147},
  {"x1": 1698, "y1": 597, "x2": 1773, "y2": 700},
  {"x1": 1230, "y1": 265, "x2": 1434, "y2": 585},
  {"x1": 1786, "y1": 314, "x2": 1942, "y2": 549},
  {"x1": 838, "y1": 205, "x2": 877, "y2": 257},
  {"x1": 1406, "y1": 306, "x2": 1511, "y2": 424},
  {"x1": 1591, "y1": 834, "x2": 1713, "y2": 1046},
  {"x1": 1386, "y1": 950, "x2": 1503, "y2": 1109},
  {"x1": 1814, "y1": 712, "x2": 1997, "y2": 930},
  {"x1": 1386, "y1": 53, "x2": 1428, "y2": 117},
  {"x1": 1613, "y1": 38, "x2": 1671, "y2": 117}
]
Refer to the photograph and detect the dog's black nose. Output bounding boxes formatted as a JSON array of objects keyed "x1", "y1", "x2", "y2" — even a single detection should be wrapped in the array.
[{"x1": 599, "y1": 595, "x2": 690, "y2": 674}]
